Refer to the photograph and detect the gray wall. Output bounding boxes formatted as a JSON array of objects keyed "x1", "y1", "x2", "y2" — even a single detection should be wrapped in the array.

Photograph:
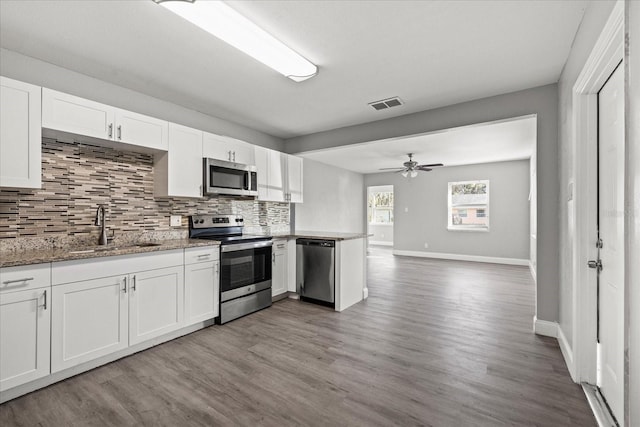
[
  {"x1": 287, "y1": 84, "x2": 559, "y2": 323},
  {"x1": 556, "y1": 0, "x2": 616, "y2": 349},
  {"x1": 295, "y1": 159, "x2": 365, "y2": 233},
  {"x1": 368, "y1": 224, "x2": 393, "y2": 244},
  {"x1": 0, "y1": 48, "x2": 283, "y2": 151},
  {"x1": 365, "y1": 160, "x2": 530, "y2": 260}
]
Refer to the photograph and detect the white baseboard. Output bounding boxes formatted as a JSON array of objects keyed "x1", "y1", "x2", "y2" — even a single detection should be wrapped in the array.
[
  {"x1": 529, "y1": 261, "x2": 537, "y2": 282},
  {"x1": 533, "y1": 316, "x2": 558, "y2": 338},
  {"x1": 557, "y1": 325, "x2": 576, "y2": 381},
  {"x1": 368, "y1": 241, "x2": 393, "y2": 246},
  {"x1": 392, "y1": 249, "x2": 529, "y2": 266}
]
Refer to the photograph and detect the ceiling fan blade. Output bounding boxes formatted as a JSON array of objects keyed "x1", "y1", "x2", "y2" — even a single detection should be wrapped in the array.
[
  {"x1": 416, "y1": 167, "x2": 432, "y2": 172},
  {"x1": 418, "y1": 163, "x2": 444, "y2": 168},
  {"x1": 379, "y1": 167, "x2": 404, "y2": 171}
]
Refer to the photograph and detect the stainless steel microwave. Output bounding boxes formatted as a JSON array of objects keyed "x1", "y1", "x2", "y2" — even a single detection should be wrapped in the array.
[{"x1": 203, "y1": 158, "x2": 258, "y2": 197}]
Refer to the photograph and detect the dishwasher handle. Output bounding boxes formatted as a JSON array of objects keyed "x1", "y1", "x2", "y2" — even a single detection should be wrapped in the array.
[{"x1": 296, "y1": 238, "x2": 335, "y2": 248}]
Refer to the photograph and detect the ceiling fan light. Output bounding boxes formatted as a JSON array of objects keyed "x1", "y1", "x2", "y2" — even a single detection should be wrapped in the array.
[
  {"x1": 156, "y1": 0, "x2": 317, "y2": 82},
  {"x1": 401, "y1": 170, "x2": 409, "y2": 178},
  {"x1": 410, "y1": 170, "x2": 418, "y2": 178}
]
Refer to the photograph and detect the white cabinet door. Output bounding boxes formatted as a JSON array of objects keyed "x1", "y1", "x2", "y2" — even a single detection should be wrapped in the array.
[
  {"x1": 254, "y1": 146, "x2": 270, "y2": 200},
  {"x1": 203, "y1": 132, "x2": 254, "y2": 164},
  {"x1": 226, "y1": 137, "x2": 255, "y2": 165},
  {"x1": 155, "y1": 123, "x2": 202, "y2": 198},
  {"x1": 0, "y1": 288, "x2": 50, "y2": 391},
  {"x1": 51, "y1": 275, "x2": 128, "y2": 372},
  {"x1": 114, "y1": 108, "x2": 168, "y2": 151},
  {"x1": 272, "y1": 240, "x2": 288, "y2": 297},
  {"x1": 268, "y1": 150, "x2": 286, "y2": 202},
  {"x1": 184, "y1": 261, "x2": 219, "y2": 325},
  {"x1": 129, "y1": 266, "x2": 184, "y2": 346},
  {"x1": 287, "y1": 155, "x2": 304, "y2": 203},
  {"x1": 42, "y1": 88, "x2": 115, "y2": 141},
  {"x1": 202, "y1": 132, "x2": 231, "y2": 161},
  {"x1": 0, "y1": 77, "x2": 42, "y2": 189}
]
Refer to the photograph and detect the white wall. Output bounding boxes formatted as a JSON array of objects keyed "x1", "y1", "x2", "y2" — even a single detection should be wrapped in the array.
[
  {"x1": 365, "y1": 160, "x2": 530, "y2": 261},
  {"x1": 556, "y1": 0, "x2": 616, "y2": 350},
  {"x1": 0, "y1": 48, "x2": 283, "y2": 151},
  {"x1": 294, "y1": 159, "x2": 365, "y2": 233}
]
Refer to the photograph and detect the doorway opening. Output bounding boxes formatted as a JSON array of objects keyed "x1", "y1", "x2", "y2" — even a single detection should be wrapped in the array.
[{"x1": 367, "y1": 185, "x2": 394, "y2": 247}]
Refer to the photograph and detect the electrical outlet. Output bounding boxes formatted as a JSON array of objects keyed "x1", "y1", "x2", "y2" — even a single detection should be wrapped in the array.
[{"x1": 170, "y1": 215, "x2": 182, "y2": 227}]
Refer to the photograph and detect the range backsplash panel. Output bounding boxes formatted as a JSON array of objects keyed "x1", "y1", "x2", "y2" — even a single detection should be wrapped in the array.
[{"x1": 0, "y1": 139, "x2": 289, "y2": 241}]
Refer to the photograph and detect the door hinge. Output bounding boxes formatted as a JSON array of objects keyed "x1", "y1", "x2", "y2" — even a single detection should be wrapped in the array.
[
  {"x1": 587, "y1": 259, "x2": 603, "y2": 271},
  {"x1": 596, "y1": 238, "x2": 603, "y2": 249}
]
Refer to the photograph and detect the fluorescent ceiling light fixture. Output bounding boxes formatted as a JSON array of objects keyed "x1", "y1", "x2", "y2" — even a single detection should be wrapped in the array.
[{"x1": 155, "y1": 0, "x2": 317, "y2": 82}]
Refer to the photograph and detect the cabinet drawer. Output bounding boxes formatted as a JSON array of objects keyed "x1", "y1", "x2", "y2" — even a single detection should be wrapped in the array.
[
  {"x1": 184, "y1": 246, "x2": 219, "y2": 265},
  {"x1": 0, "y1": 263, "x2": 51, "y2": 294},
  {"x1": 273, "y1": 239, "x2": 287, "y2": 252}
]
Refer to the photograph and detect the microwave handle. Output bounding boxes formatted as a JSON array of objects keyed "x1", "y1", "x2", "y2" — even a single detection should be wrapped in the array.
[{"x1": 244, "y1": 171, "x2": 249, "y2": 190}]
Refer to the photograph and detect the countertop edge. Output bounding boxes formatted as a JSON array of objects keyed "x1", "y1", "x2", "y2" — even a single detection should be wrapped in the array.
[{"x1": 0, "y1": 239, "x2": 221, "y2": 268}]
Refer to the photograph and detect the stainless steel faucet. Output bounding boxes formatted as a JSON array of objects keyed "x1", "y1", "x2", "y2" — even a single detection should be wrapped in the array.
[{"x1": 94, "y1": 204, "x2": 108, "y2": 245}]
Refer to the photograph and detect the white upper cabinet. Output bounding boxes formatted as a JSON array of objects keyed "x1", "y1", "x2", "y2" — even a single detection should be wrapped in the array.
[
  {"x1": 154, "y1": 123, "x2": 203, "y2": 198},
  {"x1": 113, "y1": 109, "x2": 168, "y2": 151},
  {"x1": 254, "y1": 146, "x2": 285, "y2": 202},
  {"x1": 203, "y1": 132, "x2": 255, "y2": 165},
  {"x1": 42, "y1": 88, "x2": 168, "y2": 151},
  {"x1": 254, "y1": 146, "x2": 303, "y2": 203},
  {"x1": 287, "y1": 155, "x2": 304, "y2": 203},
  {"x1": 0, "y1": 76, "x2": 42, "y2": 189}
]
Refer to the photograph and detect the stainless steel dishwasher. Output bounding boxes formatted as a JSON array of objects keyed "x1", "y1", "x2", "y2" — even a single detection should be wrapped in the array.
[{"x1": 296, "y1": 238, "x2": 335, "y2": 308}]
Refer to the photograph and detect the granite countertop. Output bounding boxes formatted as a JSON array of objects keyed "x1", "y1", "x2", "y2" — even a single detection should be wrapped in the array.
[
  {"x1": 0, "y1": 238, "x2": 220, "y2": 268},
  {"x1": 270, "y1": 231, "x2": 371, "y2": 241}
]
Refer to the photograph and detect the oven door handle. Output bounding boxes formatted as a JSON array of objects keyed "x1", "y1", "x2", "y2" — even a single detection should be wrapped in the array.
[{"x1": 221, "y1": 240, "x2": 273, "y2": 252}]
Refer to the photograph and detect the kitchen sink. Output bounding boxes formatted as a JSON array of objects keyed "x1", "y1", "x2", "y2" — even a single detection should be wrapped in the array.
[
  {"x1": 68, "y1": 246, "x2": 119, "y2": 254},
  {"x1": 132, "y1": 242, "x2": 163, "y2": 248}
]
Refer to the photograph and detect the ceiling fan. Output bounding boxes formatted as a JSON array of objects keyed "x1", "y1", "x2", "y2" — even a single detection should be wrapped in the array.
[{"x1": 379, "y1": 153, "x2": 444, "y2": 177}]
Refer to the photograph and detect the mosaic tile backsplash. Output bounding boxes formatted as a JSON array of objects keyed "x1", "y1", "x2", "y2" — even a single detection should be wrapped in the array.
[{"x1": 0, "y1": 139, "x2": 290, "y2": 243}]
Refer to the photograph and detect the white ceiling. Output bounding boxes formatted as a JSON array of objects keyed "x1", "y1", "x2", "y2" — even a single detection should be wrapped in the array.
[
  {"x1": 0, "y1": 0, "x2": 587, "y2": 140},
  {"x1": 299, "y1": 115, "x2": 536, "y2": 174}
]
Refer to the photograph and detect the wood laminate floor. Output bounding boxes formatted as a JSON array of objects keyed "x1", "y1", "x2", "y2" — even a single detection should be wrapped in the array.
[{"x1": 0, "y1": 246, "x2": 595, "y2": 426}]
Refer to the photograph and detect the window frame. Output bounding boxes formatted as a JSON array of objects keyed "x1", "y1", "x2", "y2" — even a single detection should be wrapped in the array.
[
  {"x1": 368, "y1": 190, "x2": 394, "y2": 225},
  {"x1": 447, "y1": 180, "x2": 490, "y2": 232}
]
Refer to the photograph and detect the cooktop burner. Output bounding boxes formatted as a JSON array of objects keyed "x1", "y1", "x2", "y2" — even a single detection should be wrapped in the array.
[{"x1": 188, "y1": 215, "x2": 272, "y2": 245}]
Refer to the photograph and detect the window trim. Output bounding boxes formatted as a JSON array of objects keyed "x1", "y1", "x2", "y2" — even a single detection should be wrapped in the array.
[{"x1": 447, "y1": 180, "x2": 490, "y2": 232}]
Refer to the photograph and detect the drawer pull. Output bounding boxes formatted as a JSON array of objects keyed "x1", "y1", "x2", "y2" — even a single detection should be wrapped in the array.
[
  {"x1": 197, "y1": 254, "x2": 211, "y2": 258},
  {"x1": 2, "y1": 277, "x2": 34, "y2": 285},
  {"x1": 41, "y1": 290, "x2": 47, "y2": 311}
]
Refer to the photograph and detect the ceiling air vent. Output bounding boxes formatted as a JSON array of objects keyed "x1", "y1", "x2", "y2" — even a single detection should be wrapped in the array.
[{"x1": 369, "y1": 97, "x2": 403, "y2": 111}]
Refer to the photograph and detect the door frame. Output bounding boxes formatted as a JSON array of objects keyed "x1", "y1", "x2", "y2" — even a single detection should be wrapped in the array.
[{"x1": 572, "y1": 0, "x2": 624, "y2": 390}]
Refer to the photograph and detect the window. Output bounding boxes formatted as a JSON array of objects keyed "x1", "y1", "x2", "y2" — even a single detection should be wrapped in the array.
[
  {"x1": 448, "y1": 180, "x2": 489, "y2": 230},
  {"x1": 368, "y1": 191, "x2": 394, "y2": 224}
]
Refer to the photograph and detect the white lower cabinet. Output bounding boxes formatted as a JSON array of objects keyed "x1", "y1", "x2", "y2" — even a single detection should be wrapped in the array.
[
  {"x1": 51, "y1": 275, "x2": 128, "y2": 372},
  {"x1": 184, "y1": 260, "x2": 219, "y2": 325},
  {"x1": 0, "y1": 288, "x2": 50, "y2": 392},
  {"x1": 129, "y1": 266, "x2": 184, "y2": 345},
  {"x1": 272, "y1": 239, "x2": 288, "y2": 297}
]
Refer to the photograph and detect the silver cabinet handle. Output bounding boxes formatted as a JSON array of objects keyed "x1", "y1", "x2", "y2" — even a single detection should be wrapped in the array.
[
  {"x1": 228, "y1": 150, "x2": 232, "y2": 161},
  {"x1": 2, "y1": 277, "x2": 34, "y2": 285},
  {"x1": 108, "y1": 123, "x2": 113, "y2": 138},
  {"x1": 122, "y1": 276, "x2": 128, "y2": 293},
  {"x1": 272, "y1": 253, "x2": 275, "y2": 263},
  {"x1": 117, "y1": 125, "x2": 122, "y2": 140},
  {"x1": 131, "y1": 275, "x2": 137, "y2": 291},
  {"x1": 232, "y1": 151, "x2": 236, "y2": 162},
  {"x1": 197, "y1": 254, "x2": 211, "y2": 259},
  {"x1": 42, "y1": 290, "x2": 47, "y2": 310}
]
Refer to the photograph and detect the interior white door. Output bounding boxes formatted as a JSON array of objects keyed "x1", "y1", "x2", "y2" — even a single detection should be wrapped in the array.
[{"x1": 597, "y1": 62, "x2": 625, "y2": 424}]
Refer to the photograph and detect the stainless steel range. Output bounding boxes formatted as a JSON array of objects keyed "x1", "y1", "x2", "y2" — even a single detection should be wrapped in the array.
[{"x1": 189, "y1": 215, "x2": 272, "y2": 324}]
